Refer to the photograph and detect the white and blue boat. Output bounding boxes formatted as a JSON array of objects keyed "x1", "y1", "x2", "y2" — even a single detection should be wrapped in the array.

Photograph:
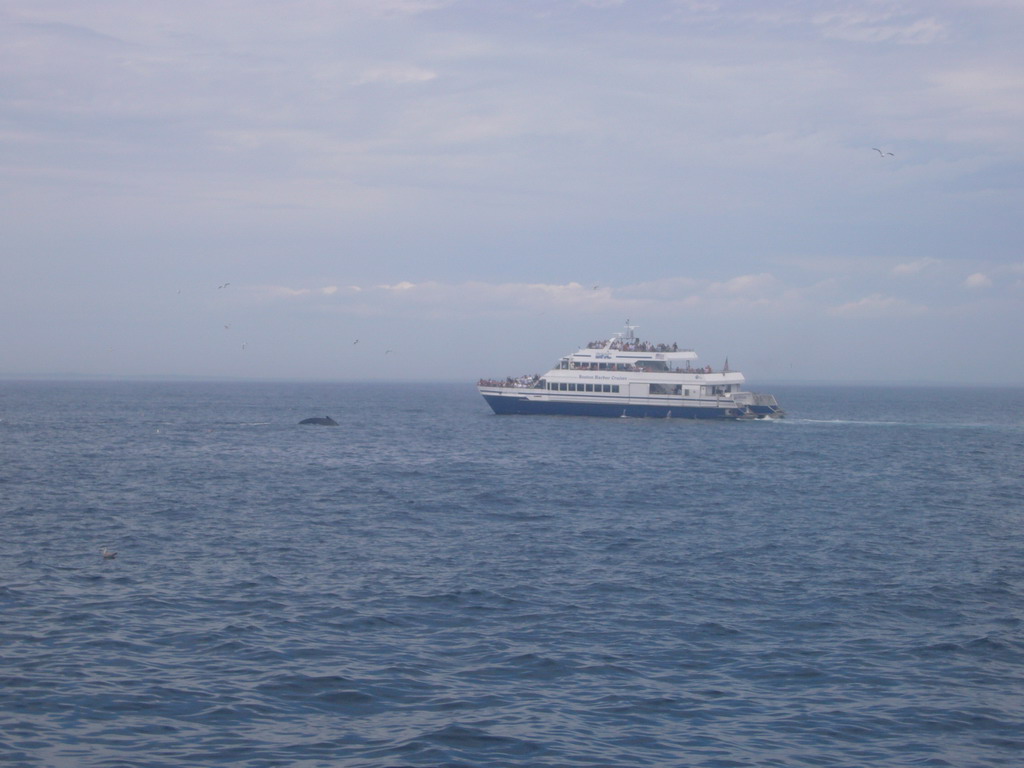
[{"x1": 479, "y1": 323, "x2": 783, "y2": 419}]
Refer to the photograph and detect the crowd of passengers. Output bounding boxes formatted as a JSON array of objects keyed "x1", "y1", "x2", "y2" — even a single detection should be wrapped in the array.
[
  {"x1": 480, "y1": 361, "x2": 718, "y2": 388},
  {"x1": 478, "y1": 374, "x2": 542, "y2": 388},
  {"x1": 574, "y1": 362, "x2": 715, "y2": 373},
  {"x1": 586, "y1": 339, "x2": 680, "y2": 352}
]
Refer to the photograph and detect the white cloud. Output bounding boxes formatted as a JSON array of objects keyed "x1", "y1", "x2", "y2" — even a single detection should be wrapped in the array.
[
  {"x1": 893, "y1": 258, "x2": 939, "y2": 275},
  {"x1": 360, "y1": 0, "x2": 455, "y2": 16},
  {"x1": 239, "y1": 272, "x2": 955, "y2": 326},
  {"x1": 931, "y1": 67, "x2": 1024, "y2": 104},
  {"x1": 250, "y1": 285, "x2": 312, "y2": 298},
  {"x1": 707, "y1": 273, "x2": 780, "y2": 296},
  {"x1": 353, "y1": 65, "x2": 438, "y2": 86},
  {"x1": 964, "y1": 272, "x2": 993, "y2": 289},
  {"x1": 829, "y1": 293, "x2": 927, "y2": 317},
  {"x1": 813, "y1": 11, "x2": 947, "y2": 45},
  {"x1": 249, "y1": 279, "x2": 628, "y2": 315},
  {"x1": 377, "y1": 281, "x2": 419, "y2": 291},
  {"x1": 925, "y1": 66, "x2": 1024, "y2": 141},
  {"x1": 616, "y1": 277, "x2": 701, "y2": 300},
  {"x1": 246, "y1": 284, "x2": 345, "y2": 299},
  {"x1": 244, "y1": 275, "x2": 824, "y2": 321}
]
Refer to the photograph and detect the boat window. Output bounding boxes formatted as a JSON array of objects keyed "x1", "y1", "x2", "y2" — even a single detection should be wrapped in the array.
[
  {"x1": 560, "y1": 383, "x2": 568, "y2": 391},
  {"x1": 649, "y1": 383, "x2": 682, "y2": 395},
  {"x1": 612, "y1": 385, "x2": 619, "y2": 393}
]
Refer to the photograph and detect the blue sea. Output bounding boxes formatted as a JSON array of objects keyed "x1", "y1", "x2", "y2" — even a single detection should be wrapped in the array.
[{"x1": 2, "y1": 381, "x2": 1022, "y2": 768}]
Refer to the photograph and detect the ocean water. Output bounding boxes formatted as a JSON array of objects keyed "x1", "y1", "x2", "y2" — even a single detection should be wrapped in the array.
[{"x1": 1, "y1": 381, "x2": 1022, "y2": 768}]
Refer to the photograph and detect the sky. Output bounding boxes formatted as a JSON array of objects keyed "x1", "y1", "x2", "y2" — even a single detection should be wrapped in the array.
[{"x1": 2, "y1": 0, "x2": 1023, "y2": 384}]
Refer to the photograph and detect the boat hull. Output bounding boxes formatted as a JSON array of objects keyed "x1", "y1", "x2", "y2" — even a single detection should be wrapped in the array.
[{"x1": 480, "y1": 390, "x2": 781, "y2": 419}]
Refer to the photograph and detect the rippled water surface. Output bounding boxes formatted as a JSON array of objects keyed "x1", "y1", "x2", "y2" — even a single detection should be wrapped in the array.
[{"x1": 2, "y1": 382, "x2": 1023, "y2": 767}]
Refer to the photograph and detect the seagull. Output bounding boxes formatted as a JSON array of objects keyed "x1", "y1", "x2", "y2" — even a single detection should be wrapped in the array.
[
  {"x1": 101, "y1": 546, "x2": 117, "y2": 559},
  {"x1": 218, "y1": 282, "x2": 230, "y2": 289},
  {"x1": 872, "y1": 147, "x2": 894, "y2": 158},
  {"x1": 353, "y1": 339, "x2": 359, "y2": 344}
]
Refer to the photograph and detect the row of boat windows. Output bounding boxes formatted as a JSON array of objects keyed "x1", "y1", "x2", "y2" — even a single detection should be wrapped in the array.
[
  {"x1": 548, "y1": 382, "x2": 620, "y2": 393},
  {"x1": 547, "y1": 382, "x2": 736, "y2": 396}
]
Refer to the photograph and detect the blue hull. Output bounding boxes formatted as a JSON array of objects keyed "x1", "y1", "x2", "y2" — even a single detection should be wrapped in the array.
[{"x1": 481, "y1": 393, "x2": 769, "y2": 420}]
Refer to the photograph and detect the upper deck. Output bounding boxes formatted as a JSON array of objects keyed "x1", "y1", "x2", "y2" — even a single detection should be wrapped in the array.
[{"x1": 565, "y1": 324, "x2": 702, "y2": 371}]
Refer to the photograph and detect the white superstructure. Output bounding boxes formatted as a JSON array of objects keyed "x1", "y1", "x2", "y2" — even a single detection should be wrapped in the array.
[{"x1": 478, "y1": 323, "x2": 783, "y2": 420}]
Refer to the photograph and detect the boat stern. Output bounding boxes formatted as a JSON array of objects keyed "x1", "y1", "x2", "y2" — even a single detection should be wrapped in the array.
[{"x1": 733, "y1": 391, "x2": 785, "y2": 419}]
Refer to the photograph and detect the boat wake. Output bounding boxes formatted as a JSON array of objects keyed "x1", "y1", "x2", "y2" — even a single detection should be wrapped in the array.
[{"x1": 784, "y1": 418, "x2": 909, "y2": 427}]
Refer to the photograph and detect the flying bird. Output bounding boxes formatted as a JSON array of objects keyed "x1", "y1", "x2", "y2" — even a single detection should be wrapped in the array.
[
  {"x1": 218, "y1": 282, "x2": 230, "y2": 289},
  {"x1": 872, "y1": 148, "x2": 894, "y2": 158},
  {"x1": 101, "y1": 546, "x2": 117, "y2": 559}
]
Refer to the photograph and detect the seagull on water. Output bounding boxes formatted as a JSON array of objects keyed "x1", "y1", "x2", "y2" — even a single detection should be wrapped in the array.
[{"x1": 101, "y1": 546, "x2": 117, "y2": 559}]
